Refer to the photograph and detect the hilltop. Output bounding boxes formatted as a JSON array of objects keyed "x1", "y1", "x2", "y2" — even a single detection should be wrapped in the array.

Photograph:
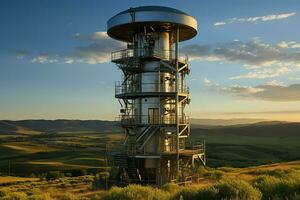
[{"x1": 0, "y1": 120, "x2": 119, "y2": 134}]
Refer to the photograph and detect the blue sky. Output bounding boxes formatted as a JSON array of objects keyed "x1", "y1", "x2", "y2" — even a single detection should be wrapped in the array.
[{"x1": 1, "y1": 0, "x2": 300, "y2": 121}]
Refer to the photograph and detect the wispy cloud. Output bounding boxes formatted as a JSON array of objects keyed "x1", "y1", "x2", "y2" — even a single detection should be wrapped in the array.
[
  {"x1": 223, "y1": 110, "x2": 300, "y2": 115},
  {"x1": 67, "y1": 32, "x2": 125, "y2": 64},
  {"x1": 205, "y1": 80, "x2": 300, "y2": 102},
  {"x1": 182, "y1": 39, "x2": 300, "y2": 65},
  {"x1": 277, "y1": 41, "x2": 300, "y2": 49},
  {"x1": 19, "y1": 32, "x2": 125, "y2": 65},
  {"x1": 203, "y1": 78, "x2": 212, "y2": 86},
  {"x1": 223, "y1": 84, "x2": 300, "y2": 102},
  {"x1": 181, "y1": 39, "x2": 300, "y2": 80},
  {"x1": 230, "y1": 67, "x2": 291, "y2": 80},
  {"x1": 214, "y1": 12, "x2": 296, "y2": 26},
  {"x1": 31, "y1": 55, "x2": 58, "y2": 64}
]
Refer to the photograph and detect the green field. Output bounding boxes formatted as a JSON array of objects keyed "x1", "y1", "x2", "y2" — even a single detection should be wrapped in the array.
[
  {"x1": 0, "y1": 120, "x2": 299, "y2": 176},
  {"x1": 191, "y1": 130, "x2": 300, "y2": 167},
  {"x1": 0, "y1": 126, "x2": 123, "y2": 175}
]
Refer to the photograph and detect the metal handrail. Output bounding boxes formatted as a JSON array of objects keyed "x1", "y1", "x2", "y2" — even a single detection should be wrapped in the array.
[
  {"x1": 191, "y1": 143, "x2": 205, "y2": 154},
  {"x1": 111, "y1": 48, "x2": 188, "y2": 63},
  {"x1": 118, "y1": 115, "x2": 189, "y2": 125},
  {"x1": 115, "y1": 82, "x2": 189, "y2": 95}
]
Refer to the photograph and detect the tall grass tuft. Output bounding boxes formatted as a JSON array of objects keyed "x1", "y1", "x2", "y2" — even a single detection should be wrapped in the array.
[
  {"x1": 171, "y1": 178, "x2": 261, "y2": 200},
  {"x1": 215, "y1": 178, "x2": 261, "y2": 200},
  {"x1": 253, "y1": 171, "x2": 300, "y2": 200},
  {"x1": 101, "y1": 184, "x2": 170, "y2": 200}
]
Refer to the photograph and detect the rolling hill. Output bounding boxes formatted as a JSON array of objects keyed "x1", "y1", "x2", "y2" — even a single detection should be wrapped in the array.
[
  {"x1": 0, "y1": 120, "x2": 120, "y2": 134},
  {"x1": 0, "y1": 119, "x2": 299, "y2": 174}
]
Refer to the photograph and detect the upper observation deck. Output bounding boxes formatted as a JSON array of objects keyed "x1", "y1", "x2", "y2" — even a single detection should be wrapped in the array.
[
  {"x1": 107, "y1": 6, "x2": 198, "y2": 42},
  {"x1": 111, "y1": 48, "x2": 190, "y2": 74}
]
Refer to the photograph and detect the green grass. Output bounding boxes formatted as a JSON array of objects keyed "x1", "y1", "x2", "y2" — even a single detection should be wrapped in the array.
[
  {"x1": 190, "y1": 131, "x2": 300, "y2": 167},
  {"x1": 0, "y1": 122, "x2": 300, "y2": 175},
  {"x1": 0, "y1": 164, "x2": 299, "y2": 199},
  {"x1": 0, "y1": 131, "x2": 122, "y2": 176}
]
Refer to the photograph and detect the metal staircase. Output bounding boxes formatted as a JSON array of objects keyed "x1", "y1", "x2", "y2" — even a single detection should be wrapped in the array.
[
  {"x1": 113, "y1": 152, "x2": 128, "y2": 169},
  {"x1": 136, "y1": 125, "x2": 159, "y2": 149}
]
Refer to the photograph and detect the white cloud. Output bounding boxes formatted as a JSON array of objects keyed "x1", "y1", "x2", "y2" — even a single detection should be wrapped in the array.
[
  {"x1": 277, "y1": 41, "x2": 300, "y2": 49},
  {"x1": 181, "y1": 39, "x2": 300, "y2": 80},
  {"x1": 291, "y1": 44, "x2": 300, "y2": 48},
  {"x1": 220, "y1": 83, "x2": 300, "y2": 102},
  {"x1": 221, "y1": 85, "x2": 264, "y2": 95},
  {"x1": 243, "y1": 61, "x2": 277, "y2": 70},
  {"x1": 277, "y1": 41, "x2": 289, "y2": 48},
  {"x1": 266, "y1": 80, "x2": 285, "y2": 86},
  {"x1": 64, "y1": 58, "x2": 75, "y2": 64},
  {"x1": 289, "y1": 77, "x2": 300, "y2": 81},
  {"x1": 214, "y1": 12, "x2": 296, "y2": 26},
  {"x1": 214, "y1": 22, "x2": 226, "y2": 26},
  {"x1": 24, "y1": 32, "x2": 126, "y2": 65},
  {"x1": 203, "y1": 78, "x2": 211, "y2": 86},
  {"x1": 68, "y1": 31, "x2": 126, "y2": 64},
  {"x1": 230, "y1": 67, "x2": 291, "y2": 80},
  {"x1": 31, "y1": 55, "x2": 58, "y2": 64},
  {"x1": 73, "y1": 31, "x2": 109, "y2": 41}
]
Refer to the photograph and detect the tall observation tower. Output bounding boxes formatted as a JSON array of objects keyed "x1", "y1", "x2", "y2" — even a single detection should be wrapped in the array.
[{"x1": 107, "y1": 6, "x2": 205, "y2": 186}]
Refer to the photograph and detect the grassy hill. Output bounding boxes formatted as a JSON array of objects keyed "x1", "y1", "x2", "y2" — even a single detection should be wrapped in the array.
[
  {"x1": 0, "y1": 160, "x2": 299, "y2": 199},
  {"x1": 191, "y1": 121, "x2": 300, "y2": 167},
  {"x1": 0, "y1": 120, "x2": 299, "y2": 175},
  {"x1": 0, "y1": 120, "x2": 122, "y2": 176},
  {"x1": 0, "y1": 120, "x2": 119, "y2": 134}
]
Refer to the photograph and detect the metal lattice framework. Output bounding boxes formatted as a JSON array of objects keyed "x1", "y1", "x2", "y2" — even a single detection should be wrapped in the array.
[{"x1": 107, "y1": 6, "x2": 205, "y2": 186}]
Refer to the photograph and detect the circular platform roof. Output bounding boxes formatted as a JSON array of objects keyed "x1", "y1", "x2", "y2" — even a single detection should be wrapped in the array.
[{"x1": 107, "y1": 6, "x2": 197, "y2": 42}]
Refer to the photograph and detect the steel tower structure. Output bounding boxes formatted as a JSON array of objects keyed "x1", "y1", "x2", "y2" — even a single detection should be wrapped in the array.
[{"x1": 107, "y1": 6, "x2": 205, "y2": 186}]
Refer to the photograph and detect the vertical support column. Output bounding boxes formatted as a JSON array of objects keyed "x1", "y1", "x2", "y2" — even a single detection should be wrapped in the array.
[{"x1": 175, "y1": 26, "x2": 180, "y2": 180}]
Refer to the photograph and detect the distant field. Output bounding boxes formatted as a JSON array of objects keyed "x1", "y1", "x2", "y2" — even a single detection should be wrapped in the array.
[
  {"x1": 0, "y1": 122, "x2": 122, "y2": 175},
  {"x1": 191, "y1": 128, "x2": 300, "y2": 167},
  {"x1": 0, "y1": 120, "x2": 299, "y2": 175}
]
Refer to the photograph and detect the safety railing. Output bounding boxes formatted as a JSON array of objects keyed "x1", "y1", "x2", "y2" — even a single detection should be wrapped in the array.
[
  {"x1": 111, "y1": 49, "x2": 134, "y2": 61},
  {"x1": 111, "y1": 48, "x2": 188, "y2": 64},
  {"x1": 161, "y1": 142, "x2": 205, "y2": 155},
  {"x1": 191, "y1": 142, "x2": 205, "y2": 154},
  {"x1": 115, "y1": 82, "x2": 189, "y2": 96},
  {"x1": 118, "y1": 115, "x2": 189, "y2": 126},
  {"x1": 161, "y1": 139, "x2": 186, "y2": 153}
]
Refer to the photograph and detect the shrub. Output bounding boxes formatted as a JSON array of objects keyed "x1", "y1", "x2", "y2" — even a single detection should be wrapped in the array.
[
  {"x1": 60, "y1": 192, "x2": 78, "y2": 200},
  {"x1": 1, "y1": 192, "x2": 28, "y2": 200},
  {"x1": 169, "y1": 178, "x2": 261, "y2": 200},
  {"x1": 252, "y1": 173, "x2": 300, "y2": 200},
  {"x1": 203, "y1": 170, "x2": 225, "y2": 180},
  {"x1": 161, "y1": 183, "x2": 180, "y2": 193},
  {"x1": 0, "y1": 188, "x2": 10, "y2": 197},
  {"x1": 171, "y1": 185, "x2": 218, "y2": 200},
  {"x1": 197, "y1": 166, "x2": 208, "y2": 176},
  {"x1": 27, "y1": 193, "x2": 52, "y2": 200},
  {"x1": 170, "y1": 186, "x2": 199, "y2": 200},
  {"x1": 46, "y1": 171, "x2": 64, "y2": 180},
  {"x1": 69, "y1": 169, "x2": 87, "y2": 177},
  {"x1": 195, "y1": 186, "x2": 218, "y2": 200},
  {"x1": 101, "y1": 184, "x2": 170, "y2": 200},
  {"x1": 215, "y1": 178, "x2": 262, "y2": 200}
]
